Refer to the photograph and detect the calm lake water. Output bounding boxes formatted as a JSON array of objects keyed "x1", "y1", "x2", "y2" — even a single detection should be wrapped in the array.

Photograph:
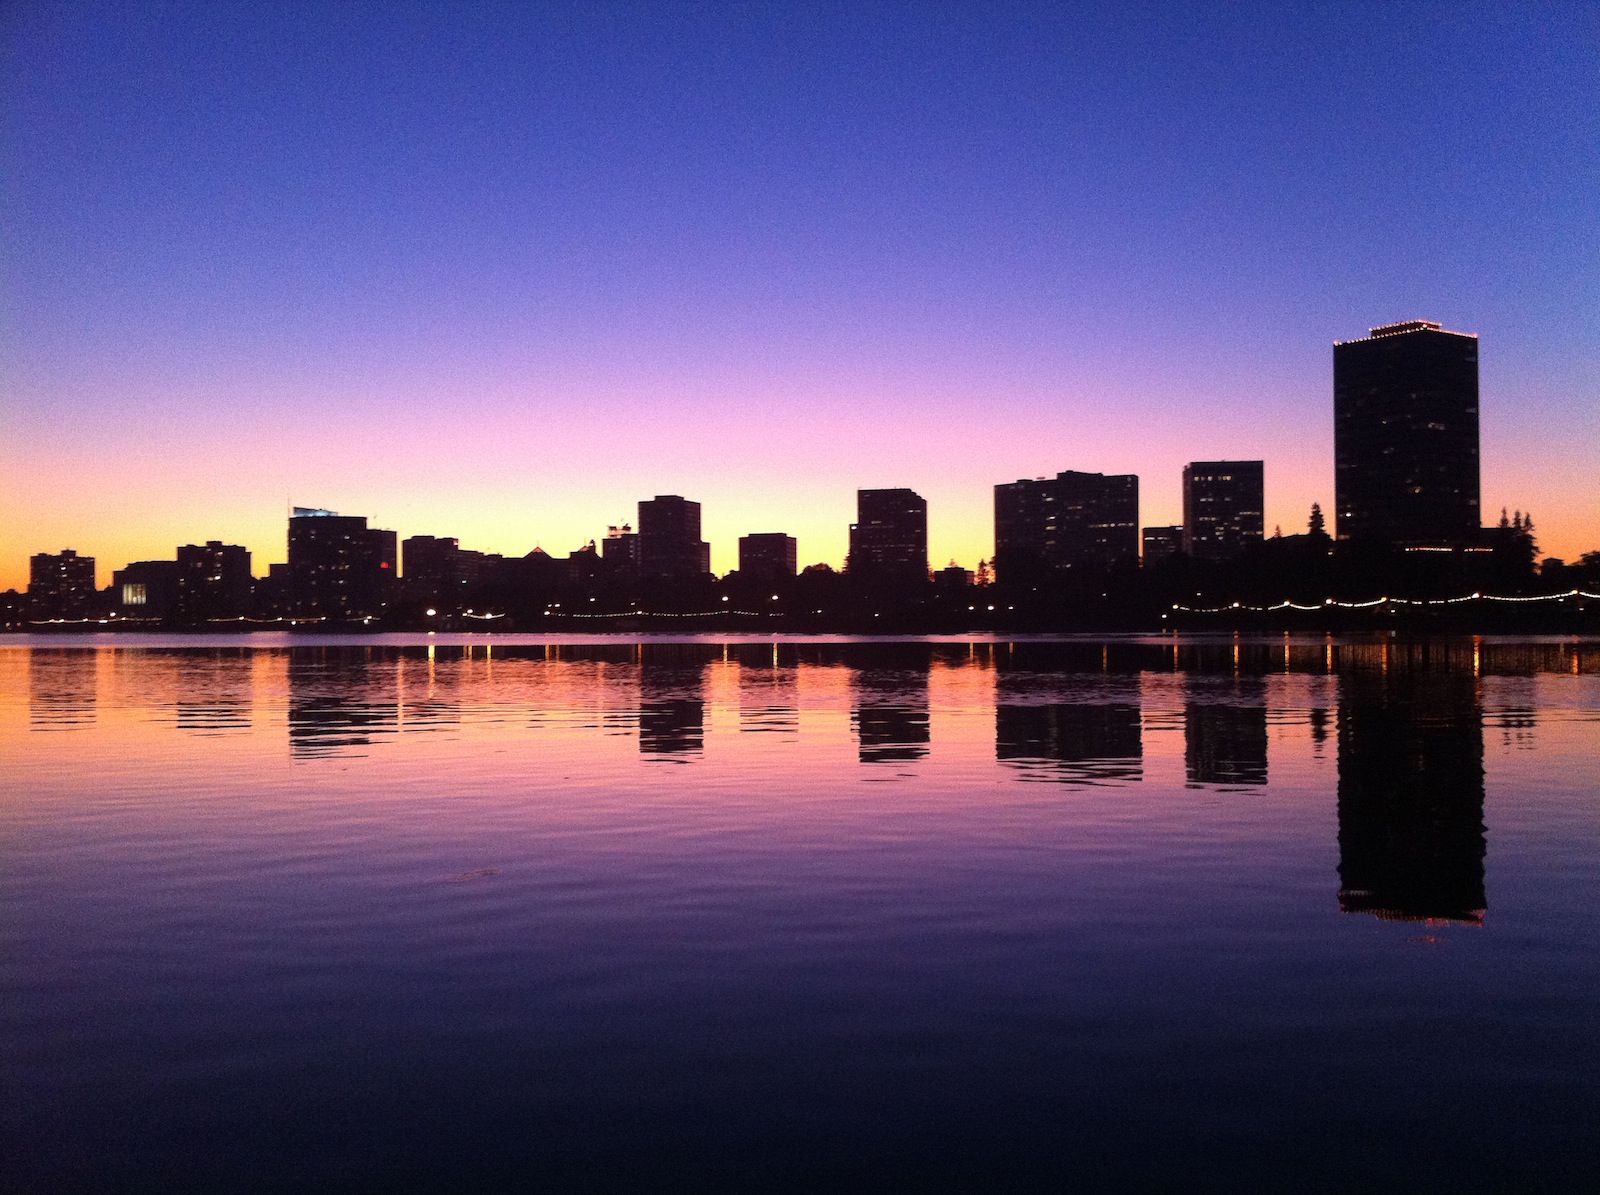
[{"x1": 3, "y1": 634, "x2": 1598, "y2": 1193}]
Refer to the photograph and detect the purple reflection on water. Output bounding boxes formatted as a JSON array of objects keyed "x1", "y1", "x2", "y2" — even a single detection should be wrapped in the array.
[{"x1": 2, "y1": 636, "x2": 1598, "y2": 1191}]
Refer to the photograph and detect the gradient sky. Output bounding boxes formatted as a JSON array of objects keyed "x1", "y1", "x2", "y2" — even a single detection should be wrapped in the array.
[{"x1": 3, "y1": 0, "x2": 1597, "y2": 588}]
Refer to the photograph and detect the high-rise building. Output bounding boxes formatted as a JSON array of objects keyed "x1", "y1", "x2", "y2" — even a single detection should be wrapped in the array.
[
  {"x1": 994, "y1": 470, "x2": 1138, "y2": 575},
  {"x1": 175, "y1": 541, "x2": 252, "y2": 621},
  {"x1": 848, "y1": 489, "x2": 928, "y2": 581},
  {"x1": 1141, "y1": 525, "x2": 1184, "y2": 566},
  {"x1": 1333, "y1": 320, "x2": 1480, "y2": 546},
  {"x1": 28, "y1": 549, "x2": 97, "y2": 619},
  {"x1": 637, "y1": 496, "x2": 711, "y2": 580},
  {"x1": 287, "y1": 507, "x2": 397, "y2": 619},
  {"x1": 738, "y1": 533, "x2": 797, "y2": 583},
  {"x1": 1182, "y1": 461, "x2": 1264, "y2": 560}
]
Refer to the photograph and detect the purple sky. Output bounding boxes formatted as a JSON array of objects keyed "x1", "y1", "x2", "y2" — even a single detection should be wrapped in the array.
[{"x1": 3, "y1": 1, "x2": 1596, "y2": 585}]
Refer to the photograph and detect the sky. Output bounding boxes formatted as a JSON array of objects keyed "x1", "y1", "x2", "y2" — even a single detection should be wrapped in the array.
[{"x1": 2, "y1": 0, "x2": 1597, "y2": 588}]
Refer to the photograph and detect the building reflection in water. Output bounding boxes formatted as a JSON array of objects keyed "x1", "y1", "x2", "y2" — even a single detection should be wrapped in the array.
[
  {"x1": 1184, "y1": 678, "x2": 1268, "y2": 787},
  {"x1": 395, "y1": 643, "x2": 464, "y2": 736},
  {"x1": 638, "y1": 644, "x2": 712, "y2": 757},
  {"x1": 28, "y1": 649, "x2": 97, "y2": 730},
  {"x1": 1308, "y1": 706, "x2": 1330, "y2": 757},
  {"x1": 174, "y1": 650, "x2": 253, "y2": 735},
  {"x1": 995, "y1": 701, "x2": 1142, "y2": 785},
  {"x1": 988, "y1": 643, "x2": 1143, "y2": 784},
  {"x1": 1336, "y1": 671, "x2": 1486, "y2": 924},
  {"x1": 849, "y1": 643, "x2": 931, "y2": 764},
  {"x1": 288, "y1": 647, "x2": 400, "y2": 759},
  {"x1": 734, "y1": 642, "x2": 799, "y2": 737}
]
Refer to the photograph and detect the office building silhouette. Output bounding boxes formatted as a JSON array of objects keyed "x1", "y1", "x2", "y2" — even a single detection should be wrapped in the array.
[
  {"x1": 739, "y1": 533, "x2": 798, "y2": 583},
  {"x1": 1183, "y1": 461, "x2": 1264, "y2": 560},
  {"x1": 287, "y1": 507, "x2": 397, "y2": 619},
  {"x1": 995, "y1": 470, "x2": 1138, "y2": 574},
  {"x1": 1141, "y1": 525, "x2": 1183, "y2": 566},
  {"x1": 175, "y1": 541, "x2": 252, "y2": 621},
  {"x1": 848, "y1": 488, "x2": 928, "y2": 581},
  {"x1": 638, "y1": 496, "x2": 711, "y2": 581},
  {"x1": 113, "y1": 559, "x2": 179, "y2": 618},
  {"x1": 401, "y1": 535, "x2": 484, "y2": 604},
  {"x1": 602, "y1": 524, "x2": 640, "y2": 576},
  {"x1": 1334, "y1": 320, "x2": 1480, "y2": 546},
  {"x1": 28, "y1": 549, "x2": 97, "y2": 619}
]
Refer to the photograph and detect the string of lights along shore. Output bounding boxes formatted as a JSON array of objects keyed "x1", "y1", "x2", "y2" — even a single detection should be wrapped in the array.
[{"x1": 11, "y1": 321, "x2": 1595, "y2": 629}]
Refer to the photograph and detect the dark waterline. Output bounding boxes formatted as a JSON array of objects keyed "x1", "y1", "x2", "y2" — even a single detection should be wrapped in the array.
[{"x1": 3, "y1": 637, "x2": 1598, "y2": 1192}]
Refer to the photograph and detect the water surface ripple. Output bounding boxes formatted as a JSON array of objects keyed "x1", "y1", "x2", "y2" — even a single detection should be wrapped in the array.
[{"x1": 2, "y1": 635, "x2": 1598, "y2": 1192}]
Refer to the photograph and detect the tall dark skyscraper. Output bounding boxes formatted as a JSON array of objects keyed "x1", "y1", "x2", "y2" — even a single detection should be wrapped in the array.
[
  {"x1": 1333, "y1": 320, "x2": 1480, "y2": 546},
  {"x1": 637, "y1": 495, "x2": 711, "y2": 581},
  {"x1": 1182, "y1": 460, "x2": 1264, "y2": 560},
  {"x1": 287, "y1": 507, "x2": 397, "y2": 619},
  {"x1": 994, "y1": 470, "x2": 1138, "y2": 575},
  {"x1": 848, "y1": 489, "x2": 928, "y2": 581}
]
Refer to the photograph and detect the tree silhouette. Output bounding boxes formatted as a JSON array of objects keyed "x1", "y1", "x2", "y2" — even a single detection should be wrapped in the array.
[{"x1": 1308, "y1": 503, "x2": 1327, "y2": 538}]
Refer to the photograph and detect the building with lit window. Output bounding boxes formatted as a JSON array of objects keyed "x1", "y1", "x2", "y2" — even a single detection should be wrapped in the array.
[
  {"x1": 1142, "y1": 525, "x2": 1184, "y2": 566},
  {"x1": 1183, "y1": 461, "x2": 1263, "y2": 561},
  {"x1": 994, "y1": 470, "x2": 1138, "y2": 575},
  {"x1": 401, "y1": 535, "x2": 484, "y2": 605},
  {"x1": 1333, "y1": 320, "x2": 1480, "y2": 546},
  {"x1": 29, "y1": 549, "x2": 97, "y2": 620},
  {"x1": 175, "y1": 541, "x2": 252, "y2": 621},
  {"x1": 848, "y1": 489, "x2": 928, "y2": 581},
  {"x1": 113, "y1": 560, "x2": 179, "y2": 619},
  {"x1": 287, "y1": 507, "x2": 397, "y2": 619}
]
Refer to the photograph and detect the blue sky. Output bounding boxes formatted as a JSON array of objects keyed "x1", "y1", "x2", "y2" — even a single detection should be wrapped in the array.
[{"x1": 3, "y1": 1, "x2": 1596, "y2": 582}]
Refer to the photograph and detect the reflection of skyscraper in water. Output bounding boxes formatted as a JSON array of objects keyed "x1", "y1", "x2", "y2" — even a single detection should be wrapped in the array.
[
  {"x1": 995, "y1": 668, "x2": 1141, "y2": 784},
  {"x1": 734, "y1": 643, "x2": 799, "y2": 738},
  {"x1": 28, "y1": 650, "x2": 97, "y2": 730},
  {"x1": 996, "y1": 702, "x2": 1141, "y2": 784},
  {"x1": 638, "y1": 645, "x2": 712, "y2": 756},
  {"x1": 1494, "y1": 704, "x2": 1537, "y2": 752},
  {"x1": 850, "y1": 644, "x2": 932, "y2": 764},
  {"x1": 174, "y1": 651, "x2": 253, "y2": 735},
  {"x1": 1185, "y1": 679, "x2": 1268, "y2": 786},
  {"x1": 1309, "y1": 706, "x2": 1330, "y2": 757},
  {"x1": 287, "y1": 648, "x2": 400, "y2": 759},
  {"x1": 1337, "y1": 673, "x2": 1486, "y2": 924},
  {"x1": 396, "y1": 644, "x2": 465, "y2": 736}
]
